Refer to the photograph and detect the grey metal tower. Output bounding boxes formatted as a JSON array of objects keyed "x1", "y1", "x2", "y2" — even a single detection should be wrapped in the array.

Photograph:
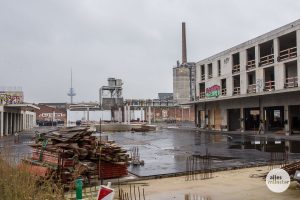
[{"x1": 67, "y1": 69, "x2": 76, "y2": 104}]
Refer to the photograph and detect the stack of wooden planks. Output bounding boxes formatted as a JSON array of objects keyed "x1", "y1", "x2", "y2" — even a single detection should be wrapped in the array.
[
  {"x1": 21, "y1": 126, "x2": 129, "y2": 185},
  {"x1": 281, "y1": 161, "x2": 300, "y2": 175}
]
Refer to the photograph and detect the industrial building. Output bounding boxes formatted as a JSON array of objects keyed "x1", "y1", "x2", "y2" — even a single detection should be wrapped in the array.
[
  {"x1": 173, "y1": 22, "x2": 196, "y2": 104},
  {"x1": 36, "y1": 103, "x2": 67, "y2": 126},
  {"x1": 0, "y1": 88, "x2": 38, "y2": 136},
  {"x1": 192, "y1": 19, "x2": 300, "y2": 135}
]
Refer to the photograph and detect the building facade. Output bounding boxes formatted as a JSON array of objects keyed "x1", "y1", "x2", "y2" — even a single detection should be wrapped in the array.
[
  {"x1": 36, "y1": 103, "x2": 67, "y2": 126},
  {"x1": 193, "y1": 19, "x2": 300, "y2": 135},
  {"x1": 0, "y1": 89, "x2": 38, "y2": 136}
]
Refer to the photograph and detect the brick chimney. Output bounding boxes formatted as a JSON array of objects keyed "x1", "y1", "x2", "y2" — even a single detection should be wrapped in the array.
[{"x1": 182, "y1": 22, "x2": 187, "y2": 64}]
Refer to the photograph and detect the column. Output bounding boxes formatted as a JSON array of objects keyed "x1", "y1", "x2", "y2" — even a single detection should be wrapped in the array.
[
  {"x1": 259, "y1": 101, "x2": 265, "y2": 134},
  {"x1": 0, "y1": 111, "x2": 3, "y2": 137},
  {"x1": 153, "y1": 107, "x2": 156, "y2": 123},
  {"x1": 13, "y1": 113, "x2": 17, "y2": 134},
  {"x1": 140, "y1": 107, "x2": 143, "y2": 122},
  {"x1": 87, "y1": 108, "x2": 89, "y2": 125},
  {"x1": 15, "y1": 113, "x2": 18, "y2": 132},
  {"x1": 240, "y1": 108, "x2": 244, "y2": 132},
  {"x1": 274, "y1": 38, "x2": 285, "y2": 90},
  {"x1": 255, "y1": 45, "x2": 259, "y2": 68},
  {"x1": 284, "y1": 105, "x2": 290, "y2": 135},
  {"x1": 9, "y1": 112, "x2": 13, "y2": 134},
  {"x1": 124, "y1": 106, "x2": 127, "y2": 124},
  {"x1": 174, "y1": 107, "x2": 176, "y2": 120},
  {"x1": 22, "y1": 113, "x2": 25, "y2": 130},
  {"x1": 5, "y1": 112, "x2": 8, "y2": 135},
  {"x1": 18, "y1": 114, "x2": 21, "y2": 132},
  {"x1": 297, "y1": 30, "x2": 300, "y2": 86},
  {"x1": 118, "y1": 107, "x2": 122, "y2": 123},
  {"x1": 20, "y1": 113, "x2": 23, "y2": 131},
  {"x1": 181, "y1": 107, "x2": 183, "y2": 121},
  {"x1": 127, "y1": 106, "x2": 131, "y2": 124},
  {"x1": 148, "y1": 106, "x2": 151, "y2": 124}
]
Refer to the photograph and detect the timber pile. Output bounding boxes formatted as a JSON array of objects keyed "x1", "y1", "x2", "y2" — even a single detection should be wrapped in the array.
[
  {"x1": 22, "y1": 126, "x2": 129, "y2": 185},
  {"x1": 281, "y1": 161, "x2": 300, "y2": 175}
]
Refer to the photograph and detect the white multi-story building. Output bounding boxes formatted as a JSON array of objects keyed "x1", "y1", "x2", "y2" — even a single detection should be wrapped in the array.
[{"x1": 192, "y1": 19, "x2": 300, "y2": 134}]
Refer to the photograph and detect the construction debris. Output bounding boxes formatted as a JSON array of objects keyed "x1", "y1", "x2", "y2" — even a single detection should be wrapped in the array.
[
  {"x1": 281, "y1": 160, "x2": 300, "y2": 176},
  {"x1": 21, "y1": 126, "x2": 130, "y2": 186},
  {"x1": 130, "y1": 146, "x2": 144, "y2": 166}
]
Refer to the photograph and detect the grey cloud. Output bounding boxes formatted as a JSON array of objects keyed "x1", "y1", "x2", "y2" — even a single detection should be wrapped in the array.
[{"x1": 0, "y1": 0, "x2": 299, "y2": 103}]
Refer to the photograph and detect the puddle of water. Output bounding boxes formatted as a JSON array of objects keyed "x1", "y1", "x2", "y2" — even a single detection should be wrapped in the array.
[{"x1": 108, "y1": 130, "x2": 300, "y2": 177}]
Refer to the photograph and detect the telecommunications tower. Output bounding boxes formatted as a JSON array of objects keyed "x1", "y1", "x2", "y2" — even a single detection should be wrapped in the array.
[{"x1": 67, "y1": 69, "x2": 76, "y2": 104}]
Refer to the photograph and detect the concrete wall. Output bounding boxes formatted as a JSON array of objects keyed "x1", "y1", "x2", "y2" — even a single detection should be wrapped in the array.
[{"x1": 173, "y1": 66, "x2": 191, "y2": 104}]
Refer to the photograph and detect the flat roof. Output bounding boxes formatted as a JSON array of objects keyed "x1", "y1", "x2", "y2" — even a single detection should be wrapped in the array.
[{"x1": 5, "y1": 104, "x2": 40, "y2": 110}]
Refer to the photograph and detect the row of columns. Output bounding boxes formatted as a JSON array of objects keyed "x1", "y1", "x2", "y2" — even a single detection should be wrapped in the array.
[
  {"x1": 125, "y1": 106, "x2": 191, "y2": 124},
  {"x1": 0, "y1": 111, "x2": 34, "y2": 137}
]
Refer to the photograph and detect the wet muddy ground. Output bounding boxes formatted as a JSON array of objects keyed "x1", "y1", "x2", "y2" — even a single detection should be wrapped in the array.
[{"x1": 109, "y1": 129, "x2": 300, "y2": 177}]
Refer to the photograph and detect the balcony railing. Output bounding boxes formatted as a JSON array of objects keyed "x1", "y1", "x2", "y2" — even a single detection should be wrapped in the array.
[
  {"x1": 201, "y1": 74, "x2": 205, "y2": 81},
  {"x1": 232, "y1": 64, "x2": 240, "y2": 74},
  {"x1": 259, "y1": 54, "x2": 274, "y2": 66},
  {"x1": 279, "y1": 47, "x2": 297, "y2": 61},
  {"x1": 208, "y1": 74, "x2": 213, "y2": 79},
  {"x1": 285, "y1": 76, "x2": 298, "y2": 88},
  {"x1": 233, "y1": 87, "x2": 241, "y2": 95},
  {"x1": 200, "y1": 92, "x2": 205, "y2": 99},
  {"x1": 247, "y1": 84, "x2": 256, "y2": 94},
  {"x1": 221, "y1": 88, "x2": 227, "y2": 96},
  {"x1": 246, "y1": 60, "x2": 255, "y2": 71},
  {"x1": 264, "y1": 80, "x2": 275, "y2": 91}
]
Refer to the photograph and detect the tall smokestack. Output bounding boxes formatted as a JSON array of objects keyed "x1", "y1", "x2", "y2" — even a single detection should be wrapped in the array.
[{"x1": 182, "y1": 22, "x2": 187, "y2": 64}]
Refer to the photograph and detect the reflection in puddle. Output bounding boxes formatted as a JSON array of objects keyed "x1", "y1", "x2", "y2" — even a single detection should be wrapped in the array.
[{"x1": 185, "y1": 194, "x2": 211, "y2": 200}]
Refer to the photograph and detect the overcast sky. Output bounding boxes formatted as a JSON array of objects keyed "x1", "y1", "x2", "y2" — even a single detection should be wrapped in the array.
[{"x1": 0, "y1": 0, "x2": 300, "y2": 103}]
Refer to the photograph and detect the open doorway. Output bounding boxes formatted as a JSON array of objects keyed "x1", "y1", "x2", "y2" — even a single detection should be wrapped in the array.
[
  {"x1": 228, "y1": 109, "x2": 240, "y2": 131},
  {"x1": 265, "y1": 106, "x2": 284, "y2": 131},
  {"x1": 244, "y1": 108, "x2": 260, "y2": 131},
  {"x1": 289, "y1": 105, "x2": 300, "y2": 134}
]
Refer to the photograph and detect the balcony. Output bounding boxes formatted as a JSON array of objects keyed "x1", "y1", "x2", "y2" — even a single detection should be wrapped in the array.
[
  {"x1": 200, "y1": 92, "x2": 205, "y2": 99},
  {"x1": 232, "y1": 64, "x2": 240, "y2": 74},
  {"x1": 285, "y1": 77, "x2": 298, "y2": 88},
  {"x1": 233, "y1": 87, "x2": 240, "y2": 95},
  {"x1": 247, "y1": 84, "x2": 256, "y2": 94},
  {"x1": 208, "y1": 74, "x2": 213, "y2": 79},
  {"x1": 264, "y1": 81, "x2": 275, "y2": 91},
  {"x1": 259, "y1": 54, "x2": 274, "y2": 66},
  {"x1": 201, "y1": 74, "x2": 205, "y2": 81},
  {"x1": 279, "y1": 47, "x2": 297, "y2": 62},
  {"x1": 221, "y1": 88, "x2": 227, "y2": 96},
  {"x1": 246, "y1": 60, "x2": 255, "y2": 71}
]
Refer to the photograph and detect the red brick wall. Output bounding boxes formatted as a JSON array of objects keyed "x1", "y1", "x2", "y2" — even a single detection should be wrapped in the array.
[
  {"x1": 36, "y1": 104, "x2": 67, "y2": 123},
  {"x1": 145, "y1": 106, "x2": 195, "y2": 122}
]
